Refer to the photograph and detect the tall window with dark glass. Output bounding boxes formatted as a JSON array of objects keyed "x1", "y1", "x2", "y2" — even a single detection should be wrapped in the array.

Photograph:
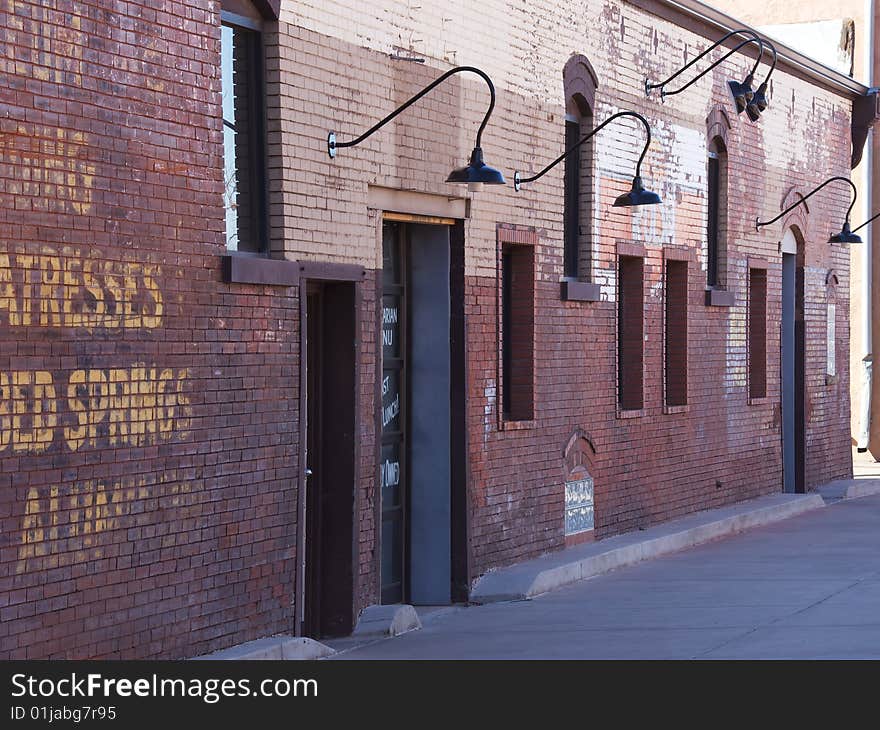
[
  {"x1": 706, "y1": 138, "x2": 727, "y2": 288},
  {"x1": 221, "y1": 17, "x2": 268, "y2": 253}
]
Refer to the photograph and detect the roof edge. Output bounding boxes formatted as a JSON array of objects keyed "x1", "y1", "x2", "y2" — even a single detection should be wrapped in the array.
[{"x1": 642, "y1": 0, "x2": 869, "y2": 98}]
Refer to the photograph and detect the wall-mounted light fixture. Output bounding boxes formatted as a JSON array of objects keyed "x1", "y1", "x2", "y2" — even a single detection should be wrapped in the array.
[
  {"x1": 513, "y1": 110, "x2": 661, "y2": 207},
  {"x1": 327, "y1": 65, "x2": 505, "y2": 192},
  {"x1": 755, "y1": 176, "x2": 862, "y2": 243},
  {"x1": 645, "y1": 29, "x2": 777, "y2": 122}
]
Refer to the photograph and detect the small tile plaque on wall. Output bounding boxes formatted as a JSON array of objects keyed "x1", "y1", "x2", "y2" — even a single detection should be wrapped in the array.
[{"x1": 565, "y1": 476, "x2": 594, "y2": 535}]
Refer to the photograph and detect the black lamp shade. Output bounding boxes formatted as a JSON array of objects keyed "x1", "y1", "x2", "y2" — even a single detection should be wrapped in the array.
[
  {"x1": 828, "y1": 221, "x2": 862, "y2": 244},
  {"x1": 446, "y1": 147, "x2": 506, "y2": 185},
  {"x1": 746, "y1": 82, "x2": 768, "y2": 122},
  {"x1": 751, "y1": 82, "x2": 768, "y2": 111},
  {"x1": 728, "y1": 76, "x2": 755, "y2": 114},
  {"x1": 613, "y1": 176, "x2": 662, "y2": 207}
]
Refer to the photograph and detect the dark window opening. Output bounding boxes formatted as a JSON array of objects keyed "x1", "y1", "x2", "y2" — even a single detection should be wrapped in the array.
[
  {"x1": 665, "y1": 259, "x2": 688, "y2": 407},
  {"x1": 618, "y1": 255, "x2": 644, "y2": 410},
  {"x1": 706, "y1": 137, "x2": 726, "y2": 288},
  {"x1": 501, "y1": 244, "x2": 535, "y2": 421},
  {"x1": 749, "y1": 268, "x2": 767, "y2": 399},
  {"x1": 563, "y1": 119, "x2": 581, "y2": 278},
  {"x1": 221, "y1": 20, "x2": 268, "y2": 253}
]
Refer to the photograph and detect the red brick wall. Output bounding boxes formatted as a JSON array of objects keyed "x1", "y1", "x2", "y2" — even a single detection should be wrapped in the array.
[
  {"x1": 0, "y1": 0, "x2": 300, "y2": 659},
  {"x1": 261, "y1": 4, "x2": 853, "y2": 587},
  {"x1": 0, "y1": 0, "x2": 856, "y2": 658}
]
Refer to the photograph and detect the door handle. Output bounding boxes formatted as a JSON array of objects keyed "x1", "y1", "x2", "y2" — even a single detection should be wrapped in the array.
[{"x1": 305, "y1": 468, "x2": 313, "y2": 477}]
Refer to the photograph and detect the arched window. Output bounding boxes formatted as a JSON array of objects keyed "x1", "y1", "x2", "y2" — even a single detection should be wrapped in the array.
[
  {"x1": 563, "y1": 55, "x2": 599, "y2": 283},
  {"x1": 563, "y1": 109, "x2": 585, "y2": 278},
  {"x1": 706, "y1": 135, "x2": 728, "y2": 288}
]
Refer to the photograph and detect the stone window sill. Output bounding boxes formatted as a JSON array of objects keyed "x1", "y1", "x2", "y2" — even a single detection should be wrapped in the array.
[
  {"x1": 663, "y1": 404, "x2": 689, "y2": 415},
  {"x1": 705, "y1": 288, "x2": 735, "y2": 307},
  {"x1": 500, "y1": 419, "x2": 535, "y2": 431},
  {"x1": 616, "y1": 407, "x2": 644, "y2": 420},
  {"x1": 561, "y1": 279, "x2": 601, "y2": 302},
  {"x1": 222, "y1": 253, "x2": 300, "y2": 286}
]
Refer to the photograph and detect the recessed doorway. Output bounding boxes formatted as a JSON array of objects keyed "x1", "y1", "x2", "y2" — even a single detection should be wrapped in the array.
[
  {"x1": 380, "y1": 218, "x2": 468, "y2": 606},
  {"x1": 303, "y1": 280, "x2": 357, "y2": 637}
]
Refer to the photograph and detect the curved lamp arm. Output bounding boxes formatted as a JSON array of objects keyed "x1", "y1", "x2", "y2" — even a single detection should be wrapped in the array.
[
  {"x1": 645, "y1": 29, "x2": 762, "y2": 96},
  {"x1": 750, "y1": 37, "x2": 778, "y2": 98},
  {"x1": 755, "y1": 176, "x2": 857, "y2": 232},
  {"x1": 760, "y1": 37, "x2": 778, "y2": 81},
  {"x1": 514, "y1": 110, "x2": 652, "y2": 190},
  {"x1": 661, "y1": 36, "x2": 763, "y2": 98},
  {"x1": 852, "y1": 209, "x2": 880, "y2": 234},
  {"x1": 327, "y1": 65, "x2": 495, "y2": 158}
]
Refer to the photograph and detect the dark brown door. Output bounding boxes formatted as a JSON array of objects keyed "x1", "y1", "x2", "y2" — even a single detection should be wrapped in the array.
[{"x1": 304, "y1": 282, "x2": 357, "y2": 638}]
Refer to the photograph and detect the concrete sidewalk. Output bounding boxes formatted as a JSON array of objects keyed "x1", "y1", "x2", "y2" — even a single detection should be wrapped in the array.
[
  {"x1": 335, "y1": 491, "x2": 880, "y2": 659},
  {"x1": 470, "y1": 492, "x2": 825, "y2": 603},
  {"x1": 822, "y1": 447, "x2": 880, "y2": 501},
  {"x1": 200, "y1": 475, "x2": 880, "y2": 660},
  {"x1": 471, "y1": 476, "x2": 880, "y2": 604},
  {"x1": 852, "y1": 447, "x2": 880, "y2": 480},
  {"x1": 818, "y1": 478, "x2": 880, "y2": 503}
]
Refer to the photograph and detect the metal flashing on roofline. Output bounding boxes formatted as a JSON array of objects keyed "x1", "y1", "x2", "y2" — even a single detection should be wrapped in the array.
[{"x1": 645, "y1": 0, "x2": 870, "y2": 98}]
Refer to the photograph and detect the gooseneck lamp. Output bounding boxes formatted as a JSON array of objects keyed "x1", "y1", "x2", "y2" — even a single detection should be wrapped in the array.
[
  {"x1": 513, "y1": 110, "x2": 661, "y2": 208},
  {"x1": 645, "y1": 29, "x2": 777, "y2": 121},
  {"x1": 755, "y1": 176, "x2": 862, "y2": 244},
  {"x1": 327, "y1": 65, "x2": 505, "y2": 191}
]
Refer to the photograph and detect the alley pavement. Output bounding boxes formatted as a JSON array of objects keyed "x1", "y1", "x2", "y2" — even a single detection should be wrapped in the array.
[{"x1": 335, "y1": 494, "x2": 880, "y2": 659}]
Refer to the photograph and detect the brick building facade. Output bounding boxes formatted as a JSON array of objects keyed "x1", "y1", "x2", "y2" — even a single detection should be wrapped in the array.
[{"x1": 0, "y1": 0, "x2": 868, "y2": 658}]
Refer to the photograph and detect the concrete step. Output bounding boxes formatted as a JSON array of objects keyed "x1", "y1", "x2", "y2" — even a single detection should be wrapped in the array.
[{"x1": 352, "y1": 603, "x2": 421, "y2": 638}]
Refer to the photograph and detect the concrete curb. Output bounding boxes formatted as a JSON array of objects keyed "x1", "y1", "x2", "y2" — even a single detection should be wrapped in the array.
[
  {"x1": 818, "y1": 478, "x2": 880, "y2": 502},
  {"x1": 191, "y1": 635, "x2": 336, "y2": 660},
  {"x1": 470, "y1": 493, "x2": 825, "y2": 603},
  {"x1": 353, "y1": 604, "x2": 422, "y2": 638}
]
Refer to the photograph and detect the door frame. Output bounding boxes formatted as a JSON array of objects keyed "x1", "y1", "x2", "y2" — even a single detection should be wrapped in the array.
[
  {"x1": 379, "y1": 220, "x2": 409, "y2": 604},
  {"x1": 295, "y1": 260, "x2": 366, "y2": 638},
  {"x1": 375, "y1": 214, "x2": 470, "y2": 606},
  {"x1": 449, "y1": 220, "x2": 470, "y2": 602},
  {"x1": 794, "y1": 253, "x2": 806, "y2": 492}
]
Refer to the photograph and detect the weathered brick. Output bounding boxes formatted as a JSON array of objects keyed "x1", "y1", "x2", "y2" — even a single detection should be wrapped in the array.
[{"x1": 0, "y1": 0, "x2": 855, "y2": 659}]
